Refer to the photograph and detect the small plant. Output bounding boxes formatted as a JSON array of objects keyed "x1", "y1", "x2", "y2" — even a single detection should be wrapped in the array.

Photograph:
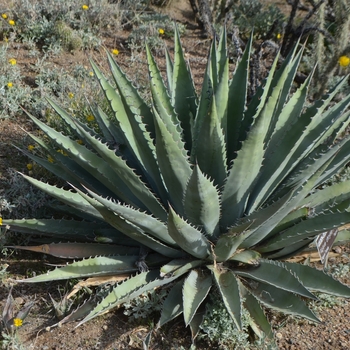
[
  {"x1": 3, "y1": 27, "x2": 350, "y2": 347},
  {"x1": 123, "y1": 289, "x2": 167, "y2": 321},
  {"x1": 199, "y1": 291, "x2": 251, "y2": 349},
  {"x1": 0, "y1": 288, "x2": 34, "y2": 350}
]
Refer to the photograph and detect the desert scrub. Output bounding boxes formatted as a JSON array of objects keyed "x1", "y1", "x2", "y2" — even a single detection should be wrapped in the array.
[
  {"x1": 213, "y1": 0, "x2": 285, "y2": 40},
  {"x1": 0, "y1": 45, "x2": 32, "y2": 118},
  {"x1": 1, "y1": 0, "x2": 149, "y2": 53},
  {"x1": 199, "y1": 292, "x2": 251, "y2": 349}
]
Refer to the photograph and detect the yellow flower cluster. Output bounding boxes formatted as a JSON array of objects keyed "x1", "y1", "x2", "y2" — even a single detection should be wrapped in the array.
[
  {"x1": 28, "y1": 145, "x2": 35, "y2": 151},
  {"x1": 9, "y1": 58, "x2": 17, "y2": 65},
  {"x1": 27, "y1": 163, "x2": 33, "y2": 170},
  {"x1": 86, "y1": 115, "x2": 95, "y2": 122},
  {"x1": 1, "y1": 13, "x2": 7, "y2": 19},
  {"x1": 0, "y1": 217, "x2": 2, "y2": 226},
  {"x1": 82, "y1": 4, "x2": 89, "y2": 10},
  {"x1": 339, "y1": 55, "x2": 350, "y2": 68},
  {"x1": 68, "y1": 92, "x2": 74, "y2": 99},
  {"x1": 7, "y1": 82, "x2": 13, "y2": 88},
  {"x1": 158, "y1": 28, "x2": 165, "y2": 35},
  {"x1": 8, "y1": 19, "x2": 15, "y2": 26},
  {"x1": 112, "y1": 49, "x2": 119, "y2": 55},
  {"x1": 13, "y1": 318, "x2": 23, "y2": 327}
]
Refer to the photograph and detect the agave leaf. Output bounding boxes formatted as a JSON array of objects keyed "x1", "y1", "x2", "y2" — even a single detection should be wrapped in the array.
[
  {"x1": 165, "y1": 46, "x2": 173, "y2": 91},
  {"x1": 266, "y1": 44, "x2": 304, "y2": 132},
  {"x1": 160, "y1": 259, "x2": 204, "y2": 277},
  {"x1": 183, "y1": 269, "x2": 212, "y2": 326},
  {"x1": 192, "y1": 93, "x2": 227, "y2": 187},
  {"x1": 171, "y1": 26, "x2": 197, "y2": 148},
  {"x1": 20, "y1": 255, "x2": 141, "y2": 282},
  {"x1": 238, "y1": 187, "x2": 295, "y2": 248},
  {"x1": 209, "y1": 265, "x2": 242, "y2": 330},
  {"x1": 232, "y1": 259, "x2": 316, "y2": 299},
  {"x1": 221, "y1": 50, "x2": 280, "y2": 225},
  {"x1": 247, "y1": 64, "x2": 314, "y2": 212},
  {"x1": 73, "y1": 121, "x2": 167, "y2": 220},
  {"x1": 229, "y1": 250, "x2": 261, "y2": 265},
  {"x1": 2, "y1": 218, "x2": 116, "y2": 242},
  {"x1": 267, "y1": 207, "x2": 309, "y2": 237},
  {"x1": 209, "y1": 37, "x2": 218, "y2": 91},
  {"x1": 299, "y1": 180, "x2": 350, "y2": 213},
  {"x1": 209, "y1": 32, "x2": 230, "y2": 128},
  {"x1": 20, "y1": 173, "x2": 103, "y2": 221},
  {"x1": 241, "y1": 144, "x2": 339, "y2": 248},
  {"x1": 259, "y1": 211, "x2": 350, "y2": 252},
  {"x1": 80, "y1": 187, "x2": 176, "y2": 246},
  {"x1": 167, "y1": 206, "x2": 211, "y2": 259},
  {"x1": 184, "y1": 165, "x2": 221, "y2": 238},
  {"x1": 90, "y1": 104, "x2": 121, "y2": 147},
  {"x1": 315, "y1": 137, "x2": 350, "y2": 187},
  {"x1": 153, "y1": 110, "x2": 191, "y2": 214},
  {"x1": 259, "y1": 79, "x2": 350, "y2": 208},
  {"x1": 283, "y1": 262, "x2": 350, "y2": 297},
  {"x1": 26, "y1": 113, "x2": 143, "y2": 207},
  {"x1": 80, "y1": 259, "x2": 196, "y2": 327},
  {"x1": 90, "y1": 60, "x2": 166, "y2": 201},
  {"x1": 265, "y1": 239, "x2": 312, "y2": 260},
  {"x1": 214, "y1": 232, "x2": 248, "y2": 263},
  {"x1": 7, "y1": 242, "x2": 140, "y2": 259},
  {"x1": 78, "y1": 269, "x2": 159, "y2": 326},
  {"x1": 19, "y1": 142, "x2": 103, "y2": 196},
  {"x1": 158, "y1": 279, "x2": 184, "y2": 327},
  {"x1": 75, "y1": 193, "x2": 182, "y2": 258},
  {"x1": 106, "y1": 50, "x2": 155, "y2": 136},
  {"x1": 243, "y1": 280, "x2": 320, "y2": 323},
  {"x1": 146, "y1": 44, "x2": 180, "y2": 136},
  {"x1": 226, "y1": 33, "x2": 252, "y2": 159},
  {"x1": 46, "y1": 98, "x2": 96, "y2": 142},
  {"x1": 189, "y1": 302, "x2": 207, "y2": 341},
  {"x1": 239, "y1": 281, "x2": 273, "y2": 339}
]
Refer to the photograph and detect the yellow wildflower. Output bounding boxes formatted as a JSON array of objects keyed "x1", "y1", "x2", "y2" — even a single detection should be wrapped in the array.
[
  {"x1": 26, "y1": 163, "x2": 33, "y2": 170},
  {"x1": 48, "y1": 155, "x2": 54, "y2": 163},
  {"x1": 9, "y1": 58, "x2": 17, "y2": 65},
  {"x1": 0, "y1": 217, "x2": 2, "y2": 225},
  {"x1": 112, "y1": 49, "x2": 119, "y2": 55},
  {"x1": 76, "y1": 139, "x2": 84, "y2": 145},
  {"x1": 82, "y1": 4, "x2": 89, "y2": 10},
  {"x1": 8, "y1": 19, "x2": 15, "y2": 26},
  {"x1": 28, "y1": 144, "x2": 35, "y2": 151},
  {"x1": 158, "y1": 28, "x2": 165, "y2": 35},
  {"x1": 7, "y1": 82, "x2": 13, "y2": 88},
  {"x1": 89, "y1": 71, "x2": 94, "y2": 77},
  {"x1": 13, "y1": 318, "x2": 23, "y2": 327},
  {"x1": 338, "y1": 55, "x2": 350, "y2": 68},
  {"x1": 86, "y1": 115, "x2": 95, "y2": 122},
  {"x1": 1, "y1": 13, "x2": 7, "y2": 19},
  {"x1": 68, "y1": 92, "x2": 74, "y2": 99},
  {"x1": 276, "y1": 33, "x2": 281, "y2": 40}
]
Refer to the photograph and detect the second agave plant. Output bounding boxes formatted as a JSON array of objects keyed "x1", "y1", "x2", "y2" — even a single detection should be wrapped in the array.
[{"x1": 3, "y1": 28, "x2": 350, "y2": 342}]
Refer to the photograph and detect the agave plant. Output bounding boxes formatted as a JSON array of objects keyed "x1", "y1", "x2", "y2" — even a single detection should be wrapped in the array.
[{"x1": 3, "y1": 28, "x2": 350, "y2": 341}]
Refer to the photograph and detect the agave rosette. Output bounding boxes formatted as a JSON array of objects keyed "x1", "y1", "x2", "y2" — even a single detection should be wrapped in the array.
[{"x1": 3, "y1": 28, "x2": 350, "y2": 339}]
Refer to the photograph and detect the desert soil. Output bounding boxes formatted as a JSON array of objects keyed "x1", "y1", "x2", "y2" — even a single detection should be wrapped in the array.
[{"x1": 1, "y1": 1, "x2": 350, "y2": 349}]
